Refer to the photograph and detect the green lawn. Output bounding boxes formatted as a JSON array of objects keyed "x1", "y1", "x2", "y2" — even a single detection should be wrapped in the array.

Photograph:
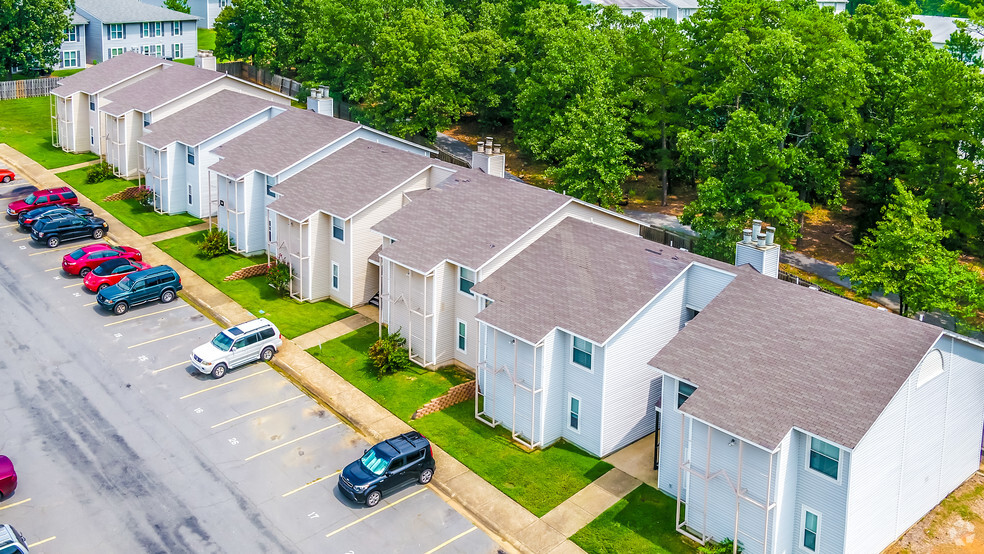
[
  {"x1": 50, "y1": 68, "x2": 85, "y2": 77},
  {"x1": 0, "y1": 97, "x2": 99, "y2": 169},
  {"x1": 571, "y1": 485, "x2": 697, "y2": 554},
  {"x1": 57, "y1": 168, "x2": 201, "y2": 236},
  {"x1": 174, "y1": 58, "x2": 195, "y2": 66},
  {"x1": 307, "y1": 325, "x2": 472, "y2": 420},
  {"x1": 198, "y1": 28, "x2": 216, "y2": 51},
  {"x1": 156, "y1": 230, "x2": 356, "y2": 338}
]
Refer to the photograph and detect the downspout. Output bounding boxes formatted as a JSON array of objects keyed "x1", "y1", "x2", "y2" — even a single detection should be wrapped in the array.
[
  {"x1": 704, "y1": 426, "x2": 712, "y2": 540},
  {"x1": 676, "y1": 414, "x2": 686, "y2": 531},
  {"x1": 733, "y1": 440, "x2": 744, "y2": 554},
  {"x1": 764, "y1": 450, "x2": 775, "y2": 554},
  {"x1": 531, "y1": 340, "x2": 537, "y2": 446}
]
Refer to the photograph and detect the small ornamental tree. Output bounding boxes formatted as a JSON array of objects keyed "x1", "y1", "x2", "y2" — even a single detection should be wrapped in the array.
[
  {"x1": 85, "y1": 162, "x2": 115, "y2": 183},
  {"x1": 266, "y1": 257, "x2": 291, "y2": 296},
  {"x1": 367, "y1": 330, "x2": 411, "y2": 379},
  {"x1": 197, "y1": 228, "x2": 228, "y2": 258}
]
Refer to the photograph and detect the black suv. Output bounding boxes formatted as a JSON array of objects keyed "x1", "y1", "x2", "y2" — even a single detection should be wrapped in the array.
[
  {"x1": 31, "y1": 213, "x2": 108, "y2": 247},
  {"x1": 338, "y1": 432, "x2": 435, "y2": 507},
  {"x1": 19, "y1": 205, "x2": 94, "y2": 229}
]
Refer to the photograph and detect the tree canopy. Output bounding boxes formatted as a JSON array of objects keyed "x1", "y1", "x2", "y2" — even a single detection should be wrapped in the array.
[{"x1": 0, "y1": 0, "x2": 73, "y2": 76}]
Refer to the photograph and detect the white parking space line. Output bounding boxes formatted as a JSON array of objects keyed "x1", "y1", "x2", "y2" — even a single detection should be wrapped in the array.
[
  {"x1": 244, "y1": 423, "x2": 342, "y2": 462},
  {"x1": 424, "y1": 527, "x2": 478, "y2": 554},
  {"x1": 63, "y1": 282, "x2": 83, "y2": 288},
  {"x1": 127, "y1": 323, "x2": 214, "y2": 349},
  {"x1": 104, "y1": 304, "x2": 190, "y2": 327},
  {"x1": 0, "y1": 497, "x2": 30, "y2": 511},
  {"x1": 152, "y1": 361, "x2": 190, "y2": 375},
  {"x1": 29, "y1": 242, "x2": 100, "y2": 256},
  {"x1": 281, "y1": 470, "x2": 340, "y2": 497},
  {"x1": 27, "y1": 536, "x2": 56, "y2": 548},
  {"x1": 179, "y1": 368, "x2": 274, "y2": 400},
  {"x1": 324, "y1": 488, "x2": 428, "y2": 539},
  {"x1": 211, "y1": 394, "x2": 305, "y2": 428}
]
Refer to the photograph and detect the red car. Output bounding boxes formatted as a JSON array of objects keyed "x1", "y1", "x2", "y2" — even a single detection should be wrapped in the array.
[
  {"x1": 0, "y1": 169, "x2": 14, "y2": 183},
  {"x1": 6, "y1": 186, "x2": 79, "y2": 217},
  {"x1": 63, "y1": 244, "x2": 142, "y2": 277},
  {"x1": 0, "y1": 455, "x2": 16, "y2": 500},
  {"x1": 83, "y1": 259, "x2": 152, "y2": 292}
]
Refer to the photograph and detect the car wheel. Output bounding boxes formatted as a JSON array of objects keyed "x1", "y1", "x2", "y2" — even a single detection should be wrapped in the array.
[
  {"x1": 92, "y1": 228, "x2": 104, "y2": 239},
  {"x1": 1, "y1": 176, "x2": 9, "y2": 183},
  {"x1": 418, "y1": 468, "x2": 434, "y2": 485},
  {"x1": 98, "y1": 283, "x2": 109, "y2": 291},
  {"x1": 211, "y1": 364, "x2": 227, "y2": 379},
  {"x1": 79, "y1": 267, "x2": 91, "y2": 278},
  {"x1": 160, "y1": 289, "x2": 175, "y2": 303},
  {"x1": 260, "y1": 346, "x2": 275, "y2": 362},
  {"x1": 365, "y1": 490, "x2": 381, "y2": 508},
  {"x1": 113, "y1": 301, "x2": 129, "y2": 315},
  {"x1": 47, "y1": 236, "x2": 59, "y2": 248}
]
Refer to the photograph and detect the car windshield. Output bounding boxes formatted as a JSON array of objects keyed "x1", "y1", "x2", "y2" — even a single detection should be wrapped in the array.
[
  {"x1": 24, "y1": 193, "x2": 36, "y2": 205},
  {"x1": 116, "y1": 276, "x2": 133, "y2": 291},
  {"x1": 210, "y1": 332, "x2": 234, "y2": 351},
  {"x1": 68, "y1": 248, "x2": 85, "y2": 260},
  {"x1": 360, "y1": 448, "x2": 390, "y2": 476}
]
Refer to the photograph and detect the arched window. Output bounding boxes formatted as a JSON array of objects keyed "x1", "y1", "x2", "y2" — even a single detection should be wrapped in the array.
[{"x1": 916, "y1": 349, "x2": 944, "y2": 387}]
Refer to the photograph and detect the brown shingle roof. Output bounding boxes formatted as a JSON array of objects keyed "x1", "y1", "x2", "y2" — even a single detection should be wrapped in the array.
[
  {"x1": 101, "y1": 63, "x2": 223, "y2": 116},
  {"x1": 372, "y1": 173, "x2": 570, "y2": 273},
  {"x1": 209, "y1": 109, "x2": 360, "y2": 179},
  {"x1": 649, "y1": 267, "x2": 944, "y2": 450},
  {"x1": 140, "y1": 90, "x2": 284, "y2": 149},
  {"x1": 473, "y1": 217, "x2": 732, "y2": 344},
  {"x1": 266, "y1": 139, "x2": 442, "y2": 221},
  {"x1": 51, "y1": 52, "x2": 164, "y2": 97}
]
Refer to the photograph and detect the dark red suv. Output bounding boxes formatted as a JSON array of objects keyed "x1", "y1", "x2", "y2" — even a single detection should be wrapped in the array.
[{"x1": 6, "y1": 186, "x2": 79, "y2": 216}]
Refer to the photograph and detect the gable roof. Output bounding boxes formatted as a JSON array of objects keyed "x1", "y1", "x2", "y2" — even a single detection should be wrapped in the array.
[
  {"x1": 267, "y1": 139, "x2": 444, "y2": 222},
  {"x1": 473, "y1": 217, "x2": 732, "y2": 345},
  {"x1": 51, "y1": 52, "x2": 164, "y2": 97},
  {"x1": 139, "y1": 90, "x2": 283, "y2": 149},
  {"x1": 69, "y1": 11, "x2": 89, "y2": 24},
  {"x1": 372, "y1": 173, "x2": 570, "y2": 273},
  {"x1": 75, "y1": 0, "x2": 198, "y2": 23},
  {"x1": 649, "y1": 267, "x2": 944, "y2": 451},
  {"x1": 913, "y1": 15, "x2": 983, "y2": 45},
  {"x1": 209, "y1": 109, "x2": 361, "y2": 179},
  {"x1": 101, "y1": 62, "x2": 223, "y2": 116}
]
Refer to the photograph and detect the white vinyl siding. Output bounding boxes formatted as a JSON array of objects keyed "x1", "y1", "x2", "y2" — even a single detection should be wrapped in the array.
[{"x1": 684, "y1": 263, "x2": 735, "y2": 311}]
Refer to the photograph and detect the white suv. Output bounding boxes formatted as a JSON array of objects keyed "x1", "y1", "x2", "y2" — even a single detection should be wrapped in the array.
[{"x1": 191, "y1": 318, "x2": 283, "y2": 379}]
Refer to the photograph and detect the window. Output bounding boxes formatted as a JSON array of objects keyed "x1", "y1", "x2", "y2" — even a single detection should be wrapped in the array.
[
  {"x1": 89, "y1": 99, "x2": 95, "y2": 111},
  {"x1": 172, "y1": 43, "x2": 182, "y2": 59},
  {"x1": 677, "y1": 381, "x2": 696, "y2": 408},
  {"x1": 66, "y1": 26, "x2": 77, "y2": 42},
  {"x1": 142, "y1": 112, "x2": 151, "y2": 127},
  {"x1": 267, "y1": 219, "x2": 273, "y2": 242},
  {"x1": 802, "y1": 508, "x2": 820, "y2": 551},
  {"x1": 332, "y1": 216, "x2": 344, "y2": 241},
  {"x1": 265, "y1": 174, "x2": 276, "y2": 197},
  {"x1": 109, "y1": 24, "x2": 124, "y2": 40},
  {"x1": 141, "y1": 22, "x2": 162, "y2": 37},
  {"x1": 457, "y1": 320, "x2": 466, "y2": 352},
  {"x1": 569, "y1": 395, "x2": 580, "y2": 431},
  {"x1": 331, "y1": 262, "x2": 339, "y2": 290},
  {"x1": 109, "y1": 47, "x2": 125, "y2": 59},
  {"x1": 572, "y1": 336, "x2": 592, "y2": 369},
  {"x1": 458, "y1": 267, "x2": 475, "y2": 296},
  {"x1": 808, "y1": 437, "x2": 840, "y2": 480},
  {"x1": 172, "y1": 21, "x2": 182, "y2": 35},
  {"x1": 259, "y1": 327, "x2": 275, "y2": 340},
  {"x1": 62, "y1": 51, "x2": 78, "y2": 68},
  {"x1": 89, "y1": 127, "x2": 94, "y2": 145},
  {"x1": 187, "y1": 150, "x2": 195, "y2": 165},
  {"x1": 233, "y1": 337, "x2": 248, "y2": 349}
]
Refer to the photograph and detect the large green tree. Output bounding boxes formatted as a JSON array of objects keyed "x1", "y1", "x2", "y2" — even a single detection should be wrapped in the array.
[
  {"x1": 214, "y1": 0, "x2": 301, "y2": 71},
  {"x1": 0, "y1": 0, "x2": 73, "y2": 76},
  {"x1": 163, "y1": 0, "x2": 191, "y2": 14},
  {"x1": 840, "y1": 182, "x2": 984, "y2": 329}
]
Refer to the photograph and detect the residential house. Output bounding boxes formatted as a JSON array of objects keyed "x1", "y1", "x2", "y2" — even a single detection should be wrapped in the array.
[
  {"x1": 651, "y1": 256, "x2": 984, "y2": 552},
  {"x1": 187, "y1": 0, "x2": 226, "y2": 28},
  {"x1": 372, "y1": 167, "x2": 641, "y2": 372},
  {"x1": 914, "y1": 15, "x2": 984, "y2": 51},
  {"x1": 471, "y1": 217, "x2": 735, "y2": 455},
  {"x1": 75, "y1": 0, "x2": 198, "y2": 64},
  {"x1": 100, "y1": 60, "x2": 291, "y2": 178},
  {"x1": 266, "y1": 139, "x2": 457, "y2": 307},
  {"x1": 51, "y1": 52, "x2": 166, "y2": 155},
  {"x1": 661, "y1": 0, "x2": 698, "y2": 22},
  {"x1": 138, "y1": 90, "x2": 288, "y2": 218},
  {"x1": 209, "y1": 107, "x2": 434, "y2": 256},
  {"x1": 58, "y1": 12, "x2": 89, "y2": 70},
  {"x1": 816, "y1": 0, "x2": 847, "y2": 12},
  {"x1": 580, "y1": 0, "x2": 669, "y2": 20}
]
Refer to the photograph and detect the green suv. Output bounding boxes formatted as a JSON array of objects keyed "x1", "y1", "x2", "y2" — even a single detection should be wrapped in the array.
[{"x1": 96, "y1": 265, "x2": 182, "y2": 315}]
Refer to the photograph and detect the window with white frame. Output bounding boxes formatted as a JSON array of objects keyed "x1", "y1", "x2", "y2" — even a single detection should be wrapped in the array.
[
  {"x1": 568, "y1": 395, "x2": 580, "y2": 431},
  {"x1": 109, "y1": 24, "x2": 124, "y2": 40},
  {"x1": 65, "y1": 26, "x2": 77, "y2": 42},
  {"x1": 89, "y1": 127, "x2": 94, "y2": 145},
  {"x1": 188, "y1": 184, "x2": 193, "y2": 205},
  {"x1": 187, "y1": 150, "x2": 195, "y2": 165},
  {"x1": 572, "y1": 336, "x2": 592, "y2": 369},
  {"x1": 808, "y1": 437, "x2": 839, "y2": 480},
  {"x1": 141, "y1": 21, "x2": 162, "y2": 37},
  {"x1": 172, "y1": 43, "x2": 182, "y2": 59},
  {"x1": 265, "y1": 174, "x2": 276, "y2": 197},
  {"x1": 332, "y1": 216, "x2": 344, "y2": 241},
  {"x1": 802, "y1": 508, "x2": 820, "y2": 551},
  {"x1": 172, "y1": 21, "x2": 182, "y2": 35},
  {"x1": 677, "y1": 381, "x2": 696, "y2": 408},
  {"x1": 62, "y1": 51, "x2": 78, "y2": 68},
  {"x1": 458, "y1": 267, "x2": 475, "y2": 296},
  {"x1": 109, "y1": 47, "x2": 125, "y2": 59},
  {"x1": 331, "y1": 262, "x2": 339, "y2": 290},
  {"x1": 142, "y1": 112, "x2": 151, "y2": 127},
  {"x1": 456, "y1": 320, "x2": 466, "y2": 352}
]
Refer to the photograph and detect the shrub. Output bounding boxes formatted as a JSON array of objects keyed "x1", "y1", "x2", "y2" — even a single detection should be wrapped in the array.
[
  {"x1": 133, "y1": 185, "x2": 153, "y2": 209},
  {"x1": 266, "y1": 256, "x2": 292, "y2": 296},
  {"x1": 699, "y1": 538, "x2": 742, "y2": 554},
  {"x1": 85, "y1": 162, "x2": 115, "y2": 183},
  {"x1": 197, "y1": 227, "x2": 228, "y2": 259},
  {"x1": 367, "y1": 330, "x2": 411, "y2": 379}
]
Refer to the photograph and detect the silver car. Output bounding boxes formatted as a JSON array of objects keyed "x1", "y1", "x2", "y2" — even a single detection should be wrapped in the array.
[{"x1": 191, "y1": 318, "x2": 282, "y2": 379}]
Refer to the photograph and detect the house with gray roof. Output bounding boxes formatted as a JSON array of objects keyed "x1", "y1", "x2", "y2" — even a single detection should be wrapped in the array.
[
  {"x1": 580, "y1": 0, "x2": 669, "y2": 20},
  {"x1": 649, "y1": 256, "x2": 984, "y2": 552},
  {"x1": 913, "y1": 15, "x2": 984, "y2": 52},
  {"x1": 58, "y1": 11, "x2": 90, "y2": 70},
  {"x1": 372, "y1": 166, "x2": 641, "y2": 371},
  {"x1": 265, "y1": 140, "x2": 458, "y2": 307},
  {"x1": 138, "y1": 90, "x2": 288, "y2": 218},
  {"x1": 209, "y1": 107, "x2": 434, "y2": 256},
  {"x1": 75, "y1": 0, "x2": 198, "y2": 64}
]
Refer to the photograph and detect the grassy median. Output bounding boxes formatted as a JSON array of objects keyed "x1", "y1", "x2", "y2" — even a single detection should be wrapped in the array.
[
  {"x1": 0, "y1": 97, "x2": 99, "y2": 169},
  {"x1": 571, "y1": 484, "x2": 696, "y2": 554}
]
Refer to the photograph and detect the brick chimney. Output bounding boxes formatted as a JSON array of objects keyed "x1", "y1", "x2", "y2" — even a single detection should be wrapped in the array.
[
  {"x1": 735, "y1": 219, "x2": 780, "y2": 278},
  {"x1": 307, "y1": 86, "x2": 333, "y2": 117},
  {"x1": 471, "y1": 137, "x2": 505, "y2": 178},
  {"x1": 194, "y1": 50, "x2": 216, "y2": 71}
]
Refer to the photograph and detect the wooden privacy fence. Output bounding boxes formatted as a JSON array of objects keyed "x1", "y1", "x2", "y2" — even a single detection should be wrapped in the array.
[
  {"x1": 640, "y1": 224, "x2": 697, "y2": 251},
  {"x1": 217, "y1": 62, "x2": 303, "y2": 100},
  {"x1": 0, "y1": 77, "x2": 60, "y2": 100}
]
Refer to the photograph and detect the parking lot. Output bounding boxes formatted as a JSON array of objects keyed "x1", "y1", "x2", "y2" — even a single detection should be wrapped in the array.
[{"x1": 0, "y1": 167, "x2": 503, "y2": 553}]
